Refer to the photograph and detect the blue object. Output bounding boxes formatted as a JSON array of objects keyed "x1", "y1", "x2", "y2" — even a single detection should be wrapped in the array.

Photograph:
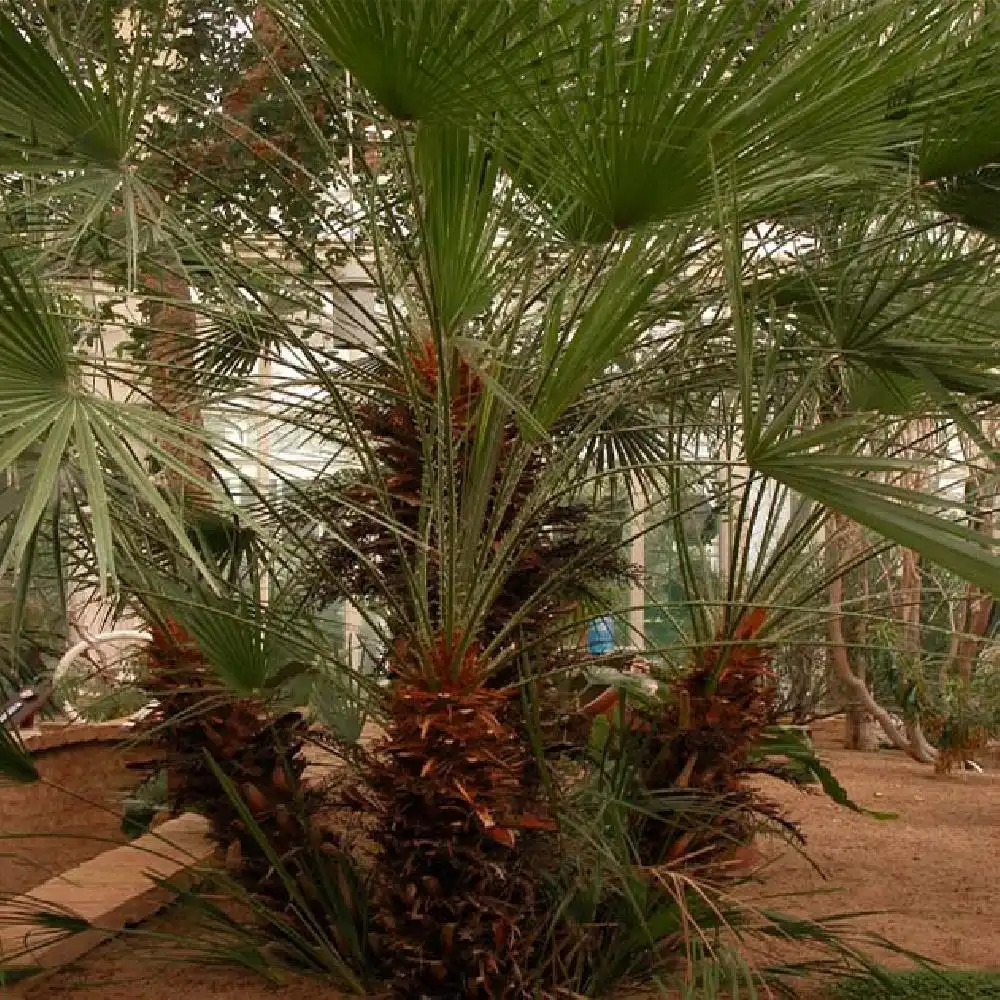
[{"x1": 586, "y1": 616, "x2": 616, "y2": 656}]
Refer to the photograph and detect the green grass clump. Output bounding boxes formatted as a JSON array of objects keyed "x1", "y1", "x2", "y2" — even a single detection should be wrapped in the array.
[{"x1": 835, "y1": 969, "x2": 1000, "y2": 1000}]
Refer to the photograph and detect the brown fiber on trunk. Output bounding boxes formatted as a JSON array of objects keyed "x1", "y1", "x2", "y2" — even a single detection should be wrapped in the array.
[
  {"x1": 317, "y1": 339, "x2": 627, "y2": 996},
  {"x1": 138, "y1": 621, "x2": 365, "y2": 944},
  {"x1": 141, "y1": 267, "x2": 214, "y2": 495},
  {"x1": 358, "y1": 633, "x2": 548, "y2": 999}
]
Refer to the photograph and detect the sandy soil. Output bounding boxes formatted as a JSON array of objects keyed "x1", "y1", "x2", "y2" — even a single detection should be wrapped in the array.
[
  {"x1": 17, "y1": 739, "x2": 1000, "y2": 999},
  {"x1": 1, "y1": 743, "x2": 140, "y2": 896},
  {"x1": 21, "y1": 906, "x2": 343, "y2": 1000},
  {"x1": 757, "y1": 745, "x2": 1000, "y2": 971}
]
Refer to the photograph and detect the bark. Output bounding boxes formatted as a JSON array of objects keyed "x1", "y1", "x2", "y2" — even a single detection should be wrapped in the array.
[
  {"x1": 943, "y1": 423, "x2": 997, "y2": 684},
  {"x1": 895, "y1": 422, "x2": 926, "y2": 666},
  {"x1": 898, "y1": 547, "x2": 922, "y2": 659},
  {"x1": 843, "y1": 705, "x2": 878, "y2": 752},
  {"x1": 948, "y1": 476, "x2": 994, "y2": 683},
  {"x1": 943, "y1": 597, "x2": 967, "y2": 689},
  {"x1": 885, "y1": 421, "x2": 938, "y2": 764},
  {"x1": 905, "y1": 716, "x2": 939, "y2": 765},
  {"x1": 894, "y1": 548, "x2": 937, "y2": 762},
  {"x1": 828, "y1": 565, "x2": 916, "y2": 755},
  {"x1": 845, "y1": 537, "x2": 876, "y2": 751},
  {"x1": 826, "y1": 514, "x2": 936, "y2": 762},
  {"x1": 142, "y1": 267, "x2": 214, "y2": 497},
  {"x1": 952, "y1": 584, "x2": 993, "y2": 684},
  {"x1": 141, "y1": 5, "x2": 299, "y2": 498}
]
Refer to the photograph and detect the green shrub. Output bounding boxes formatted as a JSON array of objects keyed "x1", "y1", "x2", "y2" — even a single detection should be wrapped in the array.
[{"x1": 835, "y1": 970, "x2": 1000, "y2": 1000}]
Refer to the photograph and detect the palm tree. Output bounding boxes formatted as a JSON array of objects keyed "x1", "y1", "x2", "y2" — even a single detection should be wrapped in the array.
[
  {"x1": 3, "y1": 0, "x2": 1000, "y2": 996},
  {"x1": 738, "y1": 199, "x2": 1000, "y2": 760}
]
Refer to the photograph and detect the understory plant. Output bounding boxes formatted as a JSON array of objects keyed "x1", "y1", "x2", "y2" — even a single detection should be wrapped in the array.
[{"x1": 3, "y1": 1, "x2": 1000, "y2": 998}]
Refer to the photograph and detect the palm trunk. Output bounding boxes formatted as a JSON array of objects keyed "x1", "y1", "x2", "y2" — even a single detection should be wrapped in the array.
[
  {"x1": 142, "y1": 266, "x2": 213, "y2": 497},
  {"x1": 140, "y1": 4, "x2": 302, "y2": 499}
]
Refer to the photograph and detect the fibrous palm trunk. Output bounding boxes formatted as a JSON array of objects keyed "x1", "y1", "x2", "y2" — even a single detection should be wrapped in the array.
[
  {"x1": 633, "y1": 608, "x2": 792, "y2": 866},
  {"x1": 363, "y1": 635, "x2": 542, "y2": 998},
  {"x1": 141, "y1": 621, "x2": 362, "y2": 940},
  {"x1": 324, "y1": 340, "x2": 632, "y2": 996}
]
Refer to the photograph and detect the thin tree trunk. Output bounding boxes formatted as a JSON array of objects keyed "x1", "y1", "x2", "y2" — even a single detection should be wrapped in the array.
[
  {"x1": 905, "y1": 716, "x2": 938, "y2": 764},
  {"x1": 898, "y1": 547, "x2": 922, "y2": 658},
  {"x1": 828, "y1": 568, "x2": 916, "y2": 755},
  {"x1": 944, "y1": 422, "x2": 997, "y2": 683},
  {"x1": 896, "y1": 422, "x2": 926, "y2": 667},
  {"x1": 943, "y1": 597, "x2": 967, "y2": 689},
  {"x1": 951, "y1": 585, "x2": 993, "y2": 683},
  {"x1": 887, "y1": 421, "x2": 939, "y2": 764},
  {"x1": 826, "y1": 515, "x2": 935, "y2": 761},
  {"x1": 948, "y1": 461, "x2": 994, "y2": 683},
  {"x1": 894, "y1": 546, "x2": 938, "y2": 762}
]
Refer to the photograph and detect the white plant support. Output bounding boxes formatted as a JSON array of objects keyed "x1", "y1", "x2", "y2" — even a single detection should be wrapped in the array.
[{"x1": 52, "y1": 629, "x2": 151, "y2": 723}]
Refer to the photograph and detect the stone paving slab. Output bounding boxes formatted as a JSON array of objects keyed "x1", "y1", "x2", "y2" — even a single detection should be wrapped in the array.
[
  {"x1": 21, "y1": 720, "x2": 136, "y2": 753},
  {"x1": 0, "y1": 812, "x2": 213, "y2": 982}
]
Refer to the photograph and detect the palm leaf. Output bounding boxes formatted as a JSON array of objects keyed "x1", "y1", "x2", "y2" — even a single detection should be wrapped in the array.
[
  {"x1": 0, "y1": 248, "x2": 218, "y2": 591},
  {"x1": 0, "y1": 3, "x2": 163, "y2": 280},
  {"x1": 0, "y1": 724, "x2": 38, "y2": 783},
  {"x1": 0, "y1": 8, "x2": 138, "y2": 171},
  {"x1": 755, "y1": 457, "x2": 1000, "y2": 598},
  {"x1": 294, "y1": 0, "x2": 563, "y2": 122}
]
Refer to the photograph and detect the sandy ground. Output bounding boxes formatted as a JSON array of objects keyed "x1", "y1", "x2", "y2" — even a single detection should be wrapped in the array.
[
  {"x1": 20, "y1": 907, "x2": 343, "y2": 1000},
  {"x1": 757, "y1": 745, "x2": 1000, "y2": 971},
  {"x1": 13, "y1": 739, "x2": 1000, "y2": 998},
  {"x1": 1, "y1": 743, "x2": 140, "y2": 896}
]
